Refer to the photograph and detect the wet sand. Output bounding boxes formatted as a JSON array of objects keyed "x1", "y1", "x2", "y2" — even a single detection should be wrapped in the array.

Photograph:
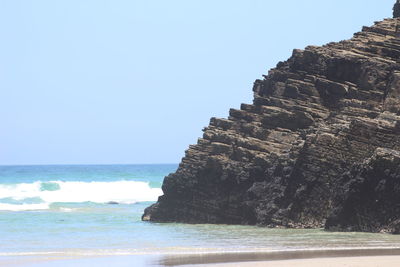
[
  {"x1": 161, "y1": 248, "x2": 400, "y2": 266},
  {"x1": 181, "y1": 256, "x2": 400, "y2": 267},
  {"x1": 2, "y1": 248, "x2": 400, "y2": 267}
]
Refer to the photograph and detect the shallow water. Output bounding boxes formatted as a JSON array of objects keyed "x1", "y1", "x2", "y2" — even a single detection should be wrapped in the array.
[{"x1": 1, "y1": 165, "x2": 400, "y2": 266}]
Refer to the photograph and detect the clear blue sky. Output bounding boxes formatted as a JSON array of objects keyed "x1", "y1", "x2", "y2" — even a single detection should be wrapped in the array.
[{"x1": 0, "y1": 0, "x2": 394, "y2": 165}]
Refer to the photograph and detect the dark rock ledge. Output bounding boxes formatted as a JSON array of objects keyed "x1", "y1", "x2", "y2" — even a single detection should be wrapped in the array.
[{"x1": 143, "y1": 3, "x2": 400, "y2": 233}]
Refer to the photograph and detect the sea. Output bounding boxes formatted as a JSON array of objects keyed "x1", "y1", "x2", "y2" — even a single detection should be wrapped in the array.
[{"x1": 1, "y1": 164, "x2": 400, "y2": 266}]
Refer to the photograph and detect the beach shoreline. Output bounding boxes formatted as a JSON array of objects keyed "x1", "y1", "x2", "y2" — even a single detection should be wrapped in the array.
[
  {"x1": 160, "y1": 248, "x2": 400, "y2": 266},
  {"x1": 2, "y1": 248, "x2": 400, "y2": 267},
  {"x1": 180, "y1": 256, "x2": 400, "y2": 267}
]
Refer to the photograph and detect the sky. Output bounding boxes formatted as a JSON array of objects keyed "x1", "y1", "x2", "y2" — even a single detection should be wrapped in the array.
[{"x1": 0, "y1": 0, "x2": 395, "y2": 165}]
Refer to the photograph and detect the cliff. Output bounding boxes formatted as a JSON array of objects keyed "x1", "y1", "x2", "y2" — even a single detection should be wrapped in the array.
[{"x1": 143, "y1": 6, "x2": 400, "y2": 233}]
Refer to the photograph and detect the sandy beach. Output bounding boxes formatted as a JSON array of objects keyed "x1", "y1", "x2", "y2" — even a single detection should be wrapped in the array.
[
  {"x1": 161, "y1": 248, "x2": 400, "y2": 267},
  {"x1": 4, "y1": 253, "x2": 400, "y2": 267},
  {"x1": 2, "y1": 249, "x2": 400, "y2": 267},
  {"x1": 182, "y1": 256, "x2": 400, "y2": 267}
]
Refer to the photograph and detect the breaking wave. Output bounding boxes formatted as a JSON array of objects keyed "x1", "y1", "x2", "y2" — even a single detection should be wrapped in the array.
[{"x1": 0, "y1": 180, "x2": 162, "y2": 211}]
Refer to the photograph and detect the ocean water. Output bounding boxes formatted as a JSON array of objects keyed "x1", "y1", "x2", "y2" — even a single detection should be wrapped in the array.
[{"x1": 1, "y1": 164, "x2": 400, "y2": 266}]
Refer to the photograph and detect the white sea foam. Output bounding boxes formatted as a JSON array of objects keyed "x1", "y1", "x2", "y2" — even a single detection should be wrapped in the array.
[
  {"x1": 0, "y1": 180, "x2": 162, "y2": 211},
  {"x1": 59, "y1": 207, "x2": 77, "y2": 212},
  {"x1": 0, "y1": 203, "x2": 50, "y2": 211},
  {"x1": 1, "y1": 246, "x2": 400, "y2": 257}
]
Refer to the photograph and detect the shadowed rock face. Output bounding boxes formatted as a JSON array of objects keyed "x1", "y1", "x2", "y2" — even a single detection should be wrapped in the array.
[
  {"x1": 326, "y1": 148, "x2": 400, "y2": 233},
  {"x1": 394, "y1": 0, "x2": 400, "y2": 18},
  {"x1": 143, "y1": 6, "x2": 400, "y2": 233}
]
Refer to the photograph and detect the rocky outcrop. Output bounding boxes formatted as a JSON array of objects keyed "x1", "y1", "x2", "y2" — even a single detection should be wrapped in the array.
[
  {"x1": 326, "y1": 148, "x2": 400, "y2": 233},
  {"x1": 143, "y1": 5, "x2": 400, "y2": 233},
  {"x1": 394, "y1": 0, "x2": 400, "y2": 18}
]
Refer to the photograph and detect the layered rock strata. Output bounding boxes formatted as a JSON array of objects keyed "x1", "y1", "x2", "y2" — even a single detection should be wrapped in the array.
[{"x1": 143, "y1": 12, "x2": 400, "y2": 233}]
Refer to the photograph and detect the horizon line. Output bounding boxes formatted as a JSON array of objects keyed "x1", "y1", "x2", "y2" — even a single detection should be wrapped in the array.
[{"x1": 0, "y1": 163, "x2": 179, "y2": 167}]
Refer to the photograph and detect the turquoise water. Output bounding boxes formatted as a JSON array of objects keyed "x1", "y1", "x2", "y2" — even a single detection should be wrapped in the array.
[{"x1": 1, "y1": 164, "x2": 400, "y2": 262}]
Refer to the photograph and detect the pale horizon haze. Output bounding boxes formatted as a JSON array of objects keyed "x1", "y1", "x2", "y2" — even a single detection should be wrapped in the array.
[{"x1": 0, "y1": 0, "x2": 395, "y2": 165}]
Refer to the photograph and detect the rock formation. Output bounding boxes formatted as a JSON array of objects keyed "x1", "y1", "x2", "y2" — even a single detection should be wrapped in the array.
[
  {"x1": 394, "y1": 0, "x2": 400, "y2": 18},
  {"x1": 143, "y1": 3, "x2": 400, "y2": 233}
]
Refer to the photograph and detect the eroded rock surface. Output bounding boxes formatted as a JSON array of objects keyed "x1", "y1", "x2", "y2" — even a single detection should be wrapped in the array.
[
  {"x1": 326, "y1": 148, "x2": 400, "y2": 233},
  {"x1": 143, "y1": 12, "x2": 400, "y2": 233}
]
